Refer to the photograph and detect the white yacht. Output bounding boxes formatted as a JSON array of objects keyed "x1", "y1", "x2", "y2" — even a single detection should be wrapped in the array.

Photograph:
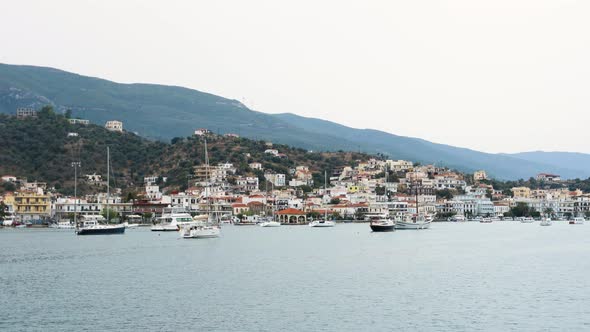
[
  {"x1": 570, "y1": 217, "x2": 585, "y2": 225},
  {"x1": 309, "y1": 219, "x2": 335, "y2": 227},
  {"x1": 260, "y1": 218, "x2": 281, "y2": 227},
  {"x1": 151, "y1": 207, "x2": 194, "y2": 231}
]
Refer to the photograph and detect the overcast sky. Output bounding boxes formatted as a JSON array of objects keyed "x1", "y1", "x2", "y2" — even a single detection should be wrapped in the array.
[{"x1": 1, "y1": 0, "x2": 589, "y2": 153}]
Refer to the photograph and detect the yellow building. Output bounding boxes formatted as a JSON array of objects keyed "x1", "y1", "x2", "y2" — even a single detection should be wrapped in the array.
[
  {"x1": 14, "y1": 191, "x2": 51, "y2": 221},
  {"x1": 511, "y1": 187, "x2": 531, "y2": 199}
]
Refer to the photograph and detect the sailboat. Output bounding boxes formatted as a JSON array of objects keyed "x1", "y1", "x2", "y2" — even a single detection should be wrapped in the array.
[
  {"x1": 396, "y1": 181, "x2": 431, "y2": 230},
  {"x1": 180, "y1": 139, "x2": 221, "y2": 238},
  {"x1": 310, "y1": 171, "x2": 335, "y2": 227},
  {"x1": 260, "y1": 182, "x2": 280, "y2": 227},
  {"x1": 76, "y1": 147, "x2": 125, "y2": 235}
]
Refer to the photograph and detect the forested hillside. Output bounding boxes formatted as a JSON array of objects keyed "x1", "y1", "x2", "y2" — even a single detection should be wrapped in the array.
[{"x1": 0, "y1": 108, "x2": 372, "y2": 195}]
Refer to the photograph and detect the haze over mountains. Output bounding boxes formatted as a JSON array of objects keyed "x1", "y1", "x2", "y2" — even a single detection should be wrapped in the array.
[{"x1": 0, "y1": 63, "x2": 588, "y2": 180}]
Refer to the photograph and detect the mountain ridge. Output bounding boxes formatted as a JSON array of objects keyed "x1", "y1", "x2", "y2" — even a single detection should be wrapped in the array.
[{"x1": 1, "y1": 63, "x2": 588, "y2": 180}]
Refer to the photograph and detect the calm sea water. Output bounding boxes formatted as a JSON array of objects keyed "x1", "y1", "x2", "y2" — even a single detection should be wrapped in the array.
[{"x1": 1, "y1": 221, "x2": 589, "y2": 331}]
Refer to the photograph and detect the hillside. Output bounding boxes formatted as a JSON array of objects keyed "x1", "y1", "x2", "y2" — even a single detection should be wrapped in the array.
[
  {"x1": 0, "y1": 110, "x2": 372, "y2": 195},
  {"x1": 1, "y1": 63, "x2": 587, "y2": 180}
]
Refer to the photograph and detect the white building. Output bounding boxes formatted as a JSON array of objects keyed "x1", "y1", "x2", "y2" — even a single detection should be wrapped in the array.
[
  {"x1": 105, "y1": 120, "x2": 123, "y2": 132},
  {"x1": 264, "y1": 173, "x2": 285, "y2": 187},
  {"x1": 194, "y1": 128, "x2": 211, "y2": 136},
  {"x1": 264, "y1": 149, "x2": 279, "y2": 157},
  {"x1": 249, "y1": 162, "x2": 263, "y2": 170},
  {"x1": 68, "y1": 118, "x2": 90, "y2": 125}
]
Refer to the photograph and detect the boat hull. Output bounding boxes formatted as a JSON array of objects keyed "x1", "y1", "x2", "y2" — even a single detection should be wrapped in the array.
[
  {"x1": 151, "y1": 224, "x2": 179, "y2": 231},
  {"x1": 395, "y1": 221, "x2": 431, "y2": 230},
  {"x1": 309, "y1": 221, "x2": 335, "y2": 227},
  {"x1": 181, "y1": 226, "x2": 221, "y2": 238},
  {"x1": 370, "y1": 224, "x2": 395, "y2": 232},
  {"x1": 76, "y1": 225, "x2": 125, "y2": 235},
  {"x1": 260, "y1": 222, "x2": 281, "y2": 227}
]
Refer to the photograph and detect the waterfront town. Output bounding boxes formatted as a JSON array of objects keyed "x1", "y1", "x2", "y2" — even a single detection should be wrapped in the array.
[{"x1": 1, "y1": 114, "x2": 589, "y2": 227}]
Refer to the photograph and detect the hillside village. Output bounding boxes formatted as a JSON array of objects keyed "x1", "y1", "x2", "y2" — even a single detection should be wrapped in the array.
[{"x1": 2, "y1": 107, "x2": 590, "y2": 225}]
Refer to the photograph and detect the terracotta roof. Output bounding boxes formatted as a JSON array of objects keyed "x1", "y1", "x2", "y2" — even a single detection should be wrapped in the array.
[
  {"x1": 232, "y1": 203, "x2": 247, "y2": 208},
  {"x1": 276, "y1": 208, "x2": 305, "y2": 215}
]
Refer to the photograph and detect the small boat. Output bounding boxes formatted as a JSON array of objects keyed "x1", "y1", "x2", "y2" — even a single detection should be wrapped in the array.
[
  {"x1": 520, "y1": 217, "x2": 535, "y2": 223},
  {"x1": 123, "y1": 222, "x2": 139, "y2": 229},
  {"x1": 50, "y1": 221, "x2": 75, "y2": 229},
  {"x1": 540, "y1": 218, "x2": 552, "y2": 226},
  {"x1": 76, "y1": 216, "x2": 125, "y2": 235},
  {"x1": 369, "y1": 215, "x2": 395, "y2": 232},
  {"x1": 480, "y1": 218, "x2": 492, "y2": 223},
  {"x1": 2, "y1": 217, "x2": 15, "y2": 226},
  {"x1": 396, "y1": 215, "x2": 431, "y2": 229},
  {"x1": 310, "y1": 171, "x2": 335, "y2": 228},
  {"x1": 180, "y1": 139, "x2": 221, "y2": 239},
  {"x1": 309, "y1": 219, "x2": 335, "y2": 227},
  {"x1": 180, "y1": 224, "x2": 221, "y2": 238},
  {"x1": 76, "y1": 147, "x2": 125, "y2": 236},
  {"x1": 569, "y1": 217, "x2": 585, "y2": 225},
  {"x1": 260, "y1": 220, "x2": 281, "y2": 227}
]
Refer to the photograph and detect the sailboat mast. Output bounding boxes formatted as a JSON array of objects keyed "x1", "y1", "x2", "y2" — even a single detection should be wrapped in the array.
[
  {"x1": 325, "y1": 170, "x2": 328, "y2": 221},
  {"x1": 107, "y1": 146, "x2": 110, "y2": 224}
]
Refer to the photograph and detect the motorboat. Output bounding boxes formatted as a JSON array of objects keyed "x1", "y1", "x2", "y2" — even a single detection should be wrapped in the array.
[
  {"x1": 151, "y1": 207, "x2": 194, "y2": 231},
  {"x1": 480, "y1": 217, "x2": 492, "y2": 223},
  {"x1": 570, "y1": 217, "x2": 585, "y2": 225},
  {"x1": 260, "y1": 218, "x2": 281, "y2": 227},
  {"x1": 520, "y1": 217, "x2": 535, "y2": 223},
  {"x1": 76, "y1": 216, "x2": 125, "y2": 235},
  {"x1": 309, "y1": 219, "x2": 335, "y2": 227},
  {"x1": 179, "y1": 223, "x2": 221, "y2": 238},
  {"x1": 450, "y1": 215, "x2": 466, "y2": 222},
  {"x1": 2, "y1": 217, "x2": 15, "y2": 226},
  {"x1": 369, "y1": 215, "x2": 395, "y2": 232},
  {"x1": 540, "y1": 218, "x2": 552, "y2": 226}
]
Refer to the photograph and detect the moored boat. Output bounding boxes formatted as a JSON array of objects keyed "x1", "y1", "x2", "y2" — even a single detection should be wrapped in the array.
[
  {"x1": 570, "y1": 217, "x2": 585, "y2": 225},
  {"x1": 309, "y1": 219, "x2": 335, "y2": 227},
  {"x1": 540, "y1": 218, "x2": 552, "y2": 226},
  {"x1": 76, "y1": 216, "x2": 125, "y2": 235}
]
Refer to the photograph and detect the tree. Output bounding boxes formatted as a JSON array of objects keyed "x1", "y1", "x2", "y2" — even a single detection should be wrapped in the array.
[
  {"x1": 65, "y1": 109, "x2": 72, "y2": 119},
  {"x1": 101, "y1": 208, "x2": 119, "y2": 222},
  {"x1": 0, "y1": 202, "x2": 7, "y2": 219},
  {"x1": 544, "y1": 208, "x2": 554, "y2": 217},
  {"x1": 436, "y1": 189, "x2": 454, "y2": 200},
  {"x1": 375, "y1": 186, "x2": 386, "y2": 196},
  {"x1": 510, "y1": 202, "x2": 531, "y2": 217},
  {"x1": 330, "y1": 197, "x2": 341, "y2": 205}
]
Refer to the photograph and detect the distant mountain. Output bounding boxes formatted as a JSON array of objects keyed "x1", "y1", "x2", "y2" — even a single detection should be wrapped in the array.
[
  {"x1": 0, "y1": 63, "x2": 587, "y2": 180},
  {"x1": 502, "y1": 152, "x2": 590, "y2": 179}
]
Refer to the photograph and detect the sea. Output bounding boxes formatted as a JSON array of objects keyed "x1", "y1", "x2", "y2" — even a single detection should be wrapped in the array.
[{"x1": 1, "y1": 221, "x2": 589, "y2": 331}]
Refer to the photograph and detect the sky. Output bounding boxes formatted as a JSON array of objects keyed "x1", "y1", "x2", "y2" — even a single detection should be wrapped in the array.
[{"x1": 1, "y1": 0, "x2": 589, "y2": 154}]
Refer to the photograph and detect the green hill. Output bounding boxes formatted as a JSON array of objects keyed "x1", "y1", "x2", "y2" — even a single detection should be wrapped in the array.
[
  {"x1": 0, "y1": 110, "x2": 372, "y2": 195},
  {"x1": 1, "y1": 63, "x2": 588, "y2": 180}
]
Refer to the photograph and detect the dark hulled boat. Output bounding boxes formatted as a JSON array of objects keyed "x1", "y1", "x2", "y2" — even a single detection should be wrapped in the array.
[
  {"x1": 76, "y1": 224, "x2": 126, "y2": 235},
  {"x1": 369, "y1": 219, "x2": 395, "y2": 232}
]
